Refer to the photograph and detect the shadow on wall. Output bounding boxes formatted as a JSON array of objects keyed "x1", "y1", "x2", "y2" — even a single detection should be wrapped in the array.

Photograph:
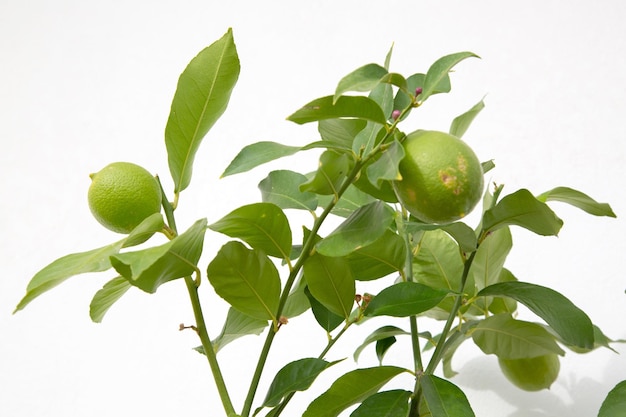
[{"x1": 452, "y1": 345, "x2": 626, "y2": 417}]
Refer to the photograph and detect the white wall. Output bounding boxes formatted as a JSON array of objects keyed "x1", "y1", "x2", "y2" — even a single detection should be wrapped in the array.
[{"x1": 1, "y1": 1, "x2": 625, "y2": 416}]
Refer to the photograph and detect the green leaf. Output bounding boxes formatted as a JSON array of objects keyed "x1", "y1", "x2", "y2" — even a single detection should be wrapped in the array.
[
  {"x1": 598, "y1": 380, "x2": 626, "y2": 417},
  {"x1": 212, "y1": 307, "x2": 268, "y2": 353},
  {"x1": 259, "y1": 170, "x2": 318, "y2": 211},
  {"x1": 449, "y1": 98, "x2": 485, "y2": 138},
  {"x1": 369, "y1": 78, "x2": 394, "y2": 119},
  {"x1": 259, "y1": 358, "x2": 341, "y2": 412},
  {"x1": 477, "y1": 281, "x2": 595, "y2": 349},
  {"x1": 469, "y1": 227, "x2": 512, "y2": 292},
  {"x1": 364, "y1": 282, "x2": 451, "y2": 318},
  {"x1": 408, "y1": 221, "x2": 478, "y2": 253},
  {"x1": 303, "y1": 253, "x2": 355, "y2": 319},
  {"x1": 302, "y1": 366, "x2": 408, "y2": 417},
  {"x1": 412, "y1": 229, "x2": 465, "y2": 316},
  {"x1": 281, "y1": 275, "x2": 311, "y2": 319},
  {"x1": 122, "y1": 213, "x2": 167, "y2": 248},
  {"x1": 421, "y1": 52, "x2": 479, "y2": 102},
  {"x1": 421, "y1": 375, "x2": 475, "y2": 417},
  {"x1": 14, "y1": 214, "x2": 165, "y2": 313},
  {"x1": 334, "y1": 63, "x2": 388, "y2": 103},
  {"x1": 346, "y1": 229, "x2": 406, "y2": 281},
  {"x1": 165, "y1": 28, "x2": 240, "y2": 192},
  {"x1": 470, "y1": 313, "x2": 565, "y2": 359},
  {"x1": 316, "y1": 201, "x2": 394, "y2": 257},
  {"x1": 14, "y1": 240, "x2": 126, "y2": 313},
  {"x1": 352, "y1": 121, "x2": 386, "y2": 156},
  {"x1": 375, "y1": 337, "x2": 397, "y2": 364},
  {"x1": 482, "y1": 188, "x2": 564, "y2": 235},
  {"x1": 300, "y1": 150, "x2": 352, "y2": 196},
  {"x1": 486, "y1": 268, "x2": 518, "y2": 315},
  {"x1": 304, "y1": 286, "x2": 344, "y2": 332},
  {"x1": 318, "y1": 118, "x2": 367, "y2": 150},
  {"x1": 221, "y1": 141, "x2": 301, "y2": 178},
  {"x1": 354, "y1": 326, "x2": 410, "y2": 362},
  {"x1": 350, "y1": 389, "x2": 411, "y2": 417},
  {"x1": 207, "y1": 241, "x2": 280, "y2": 322},
  {"x1": 89, "y1": 276, "x2": 132, "y2": 323},
  {"x1": 288, "y1": 95, "x2": 387, "y2": 125},
  {"x1": 110, "y1": 218, "x2": 207, "y2": 293},
  {"x1": 366, "y1": 139, "x2": 405, "y2": 187},
  {"x1": 209, "y1": 202, "x2": 292, "y2": 260},
  {"x1": 536, "y1": 186, "x2": 617, "y2": 217},
  {"x1": 322, "y1": 185, "x2": 378, "y2": 217}
]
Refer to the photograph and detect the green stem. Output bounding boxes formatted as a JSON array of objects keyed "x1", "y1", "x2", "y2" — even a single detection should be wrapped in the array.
[
  {"x1": 424, "y1": 250, "x2": 477, "y2": 375},
  {"x1": 184, "y1": 276, "x2": 237, "y2": 416}
]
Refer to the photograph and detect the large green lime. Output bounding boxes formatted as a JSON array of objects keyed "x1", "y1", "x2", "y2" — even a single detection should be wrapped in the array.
[
  {"x1": 88, "y1": 162, "x2": 162, "y2": 234},
  {"x1": 393, "y1": 130, "x2": 484, "y2": 224}
]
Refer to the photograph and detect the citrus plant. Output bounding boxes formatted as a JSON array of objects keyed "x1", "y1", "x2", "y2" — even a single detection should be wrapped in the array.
[{"x1": 14, "y1": 28, "x2": 624, "y2": 416}]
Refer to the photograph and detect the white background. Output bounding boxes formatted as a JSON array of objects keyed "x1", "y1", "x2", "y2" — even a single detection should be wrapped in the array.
[{"x1": 1, "y1": 1, "x2": 625, "y2": 416}]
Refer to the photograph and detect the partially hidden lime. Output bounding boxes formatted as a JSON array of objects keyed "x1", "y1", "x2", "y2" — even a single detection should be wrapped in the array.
[
  {"x1": 88, "y1": 162, "x2": 162, "y2": 234},
  {"x1": 498, "y1": 354, "x2": 561, "y2": 391},
  {"x1": 392, "y1": 130, "x2": 484, "y2": 224}
]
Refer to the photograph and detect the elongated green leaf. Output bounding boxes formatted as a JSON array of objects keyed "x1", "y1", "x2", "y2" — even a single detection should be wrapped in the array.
[
  {"x1": 469, "y1": 227, "x2": 512, "y2": 292},
  {"x1": 598, "y1": 380, "x2": 626, "y2": 417},
  {"x1": 537, "y1": 186, "x2": 617, "y2": 217},
  {"x1": 207, "y1": 241, "x2": 280, "y2": 321},
  {"x1": 354, "y1": 326, "x2": 410, "y2": 362},
  {"x1": 209, "y1": 202, "x2": 292, "y2": 260},
  {"x1": 352, "y1": 121, "x2": 386, "y2": 156},
  {"x1": 318, "y1": 118, "x2": 367, "y2": 150},
  {"x1": 319, "y1": 185, "x2": 378, "y2": 218},
  {"x1": 259, "y1": 170, "x2": 318, "y2": 211},
  {"x1": 412, "y1": 229, "x2": 465, "y2": 316},
  {"x1": 305, "y1": 285, "x2": 344, "y2": 332},
  {"x1": 346, "y1": 229, "x2": 405, "y2": 281},
  {"x1": 421, "y1": 52, "x2": 479, "y2": 102},
  {"x1": 259, "y1": 358, "x2": 341, "y2": 413},
  {"x1": 369, "y1": 78, "x2": 394, "y2": 119},
  {"x1": 111, "y1": 218, "x2": 207, "y2": 293},
  {"x1": 449, "y1": 98, "x2": 485, "y2": 138},
  {"x1": 14, "y1": 214, "x2": 165, "y2": 313},
  {"x1": 89, "y1": 276, "x2": 131, "y2": 323},
  {"x1": 407, "y1": 221, "x2": 478, "y2": 253},
  {"x1": 282, "y1": 276, "x2": 311, "y2": 319},
  {"x1": 304, "y1": 253, "x2": 355, "y2": 319},
  {"x1": 421, "y1": 375, "x2": 475, "y2": 417},
  {"x1": 166, "y1": 28, "x2": 240, "y2": 192},
  {"x1": 482, "y1": 189, "x2": 564, "y2": 235},
  {"x1": 364, "y1": 282, "x2": 451, "y2": 318},
  {"x1": 350, "y1": 389, "x2": 411, "y2": 417},
  {"x1": 366, "y1": 139, "x2": 405, "y2": 187},
  {"x1": 300, "y1": 150, "x2": 352, "y2": 196},
  {"x1": 14, "y1": 240, "x2": 125, "y2": 313},
  {"x1": 221, "y1": 141, "x2": 301, "y2": 178},
  {"x1": 334, "y1": 63, "x2": 388, "y2": 103},
  {"x1": 477, "y1": 281, "x2": 595, "y2": 349},
  {"x1": 288, "y1": 95, "x2": 387, "y2": 125},
  {"x1": 316, "y1": 201, "x2": 394, "y2": 257},
  {"x1": 302, "y1": 366, "x2": 408, "y2": 417},
  {"x1": 212, "y1": 307, "x2": 268, "y2": 353},
  {"x1": 471, "y1": 313, "x2": 565, "y2": 359}
]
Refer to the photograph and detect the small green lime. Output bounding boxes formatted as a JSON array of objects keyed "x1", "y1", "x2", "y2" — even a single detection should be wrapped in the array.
[
  {"x1": 88, "y1": 162, "x2": 162, "y2": 234},
  {"x1": 392, "y1": 130, "x2": 484, "y2": 224},
  {"x1": 498, "y1": 354, "x2": 561, "y2": 391}
]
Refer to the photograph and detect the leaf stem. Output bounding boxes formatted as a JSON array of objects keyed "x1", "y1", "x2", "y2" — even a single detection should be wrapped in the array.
[{"x1": 184, "y1": 275, "x2": 237, "y2": 416}]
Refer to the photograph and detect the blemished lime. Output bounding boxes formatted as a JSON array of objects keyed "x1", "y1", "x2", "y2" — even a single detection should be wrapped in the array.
[
  {"x1": 88, "y1": 162, "x2": 162, "y2": 234},
  {"x1": 393, "y1": 130, "x2": 484, "y2": 224}
]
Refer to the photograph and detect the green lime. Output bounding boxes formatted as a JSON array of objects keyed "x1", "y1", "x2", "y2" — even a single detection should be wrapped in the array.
[
  {"x1": 393, "y1": 130, "x2": 484, "y2": 224},
  {"x1": 498, "y1": 354, "x2": 561, "y2": 391},
  {"x1": 88, "y1": 162, "x2": 162, "y2": 234}
]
